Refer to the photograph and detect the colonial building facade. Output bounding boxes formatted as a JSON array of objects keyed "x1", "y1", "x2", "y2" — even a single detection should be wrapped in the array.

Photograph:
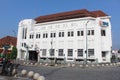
[{"x1": 17, "y1": 9, "x2": 112, "y2": 63}]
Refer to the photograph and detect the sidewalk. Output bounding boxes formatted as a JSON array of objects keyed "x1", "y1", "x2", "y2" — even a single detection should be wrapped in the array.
[
  {"x1": 0, "y1": 76, "x2": 10, "y2": 80},
  {"x1": 0, "y1": 76, "x2": 31, "y2": 80}
]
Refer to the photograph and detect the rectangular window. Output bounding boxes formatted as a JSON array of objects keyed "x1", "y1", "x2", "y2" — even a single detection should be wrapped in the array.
[
  {"x1": 36, "y1": 34, "x2": 38, "y2": 38},
  {"x1": 68, "y1": 32, "x2": 70, "y2": 37},
  {"x1": 77, "y1": 31, "x2": 80, "y2": 36},
  {"x1": 50, "y1": 33, "x2": 52, "y2": 38},
  {"x1": 39, "y1": 34, "x2": 40, "y2": 38},
  {"x1": 87, "y1": 30, "x2": 94, "y2": 36},
  {"x1": 88, "y1": 49, "x2": 94, "y2": 57},
  {"x1": 62, "y1": 32, "x2": 64, "y2": 37},
  {"x1": 43, "y1": 33, "x2": 48, "y2": 38},
  {"x1": 71, "y1": 31, "x2": 74, "y2": 36},
  {"x1": 81, "y1": 31, "x2": 84, "y2": 36},
  {"x1": 50, "y1": 49, "x2": 55, "y2": 56},
  {"x1": 22, "y1": 28, "x2": 27, "y2": 39},
  {"x1": 54, "y1": 33, "x2": 56, "y2": 37},
  {"x1": 42, "y1": 49, "x2": 46, "y2": 56},
  {"x1": 24, "y1": 43, "x2": 26, "y2": 47},
  {"x1": 77, "y1": 31, "x2": 84, "y2": 36},
  {"x1": 58, "y1": 49, "x2": 64, "y2": 56},
  {"x1": 59, "y1": 32, "x2": 64, "y2": 37},
  {"x1": 50, "y1": 33, "x2": 56, "y2": 38},
  {"x1": 88, "y1": 30, "x2": 90, "y2": 35},
  {"x1": 77, "y1": 49, "x2": 83, "y2": 57},
  {"x1": 59, "y1": 32, "x2": 61, "y2": 37},
  {"x1": 30, "y1": 34, "x2": 34, "y2": 39},
  {"x1": 32, "y1": 34, "x2": 34, "y2": 39},
  {"x1": 46, "y1": 33, "x2": 48, "y2": 38},
  {"x1": 29, "y1": 35, "x2": 31, "y2": 39},
  {"x1": 102, "y1": 51, "x2": 106, "y2": 57},
  {"x1": 101, "y1": 30, "x2": 106, "y2": 36},
  {"x1": 22, "y1": 28, "x2": 24, "y2": 39},
  {"x1": 68, "y1": 49, "x2": 73, "y2": 57},
  {"x1": 43, "y1": 34, "x2": 46, "y2": 38},
  {"x1": 68, "y1": 31, "x2": 74, "y2": 37},
  {"x1": 24, "y1": 28, "x2": 27, "y2": 39},
  {"x1": 22, "y1": 43, "x2": 24, "y2": 47},
  {"x1": 91, "y1": 30, "x2": 94, "y2": 35}
]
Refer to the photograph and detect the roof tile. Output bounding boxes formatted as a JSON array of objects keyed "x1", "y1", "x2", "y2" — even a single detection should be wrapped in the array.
[{"x1": 35, "y1": 9, "x2": 108, "y2": 23}]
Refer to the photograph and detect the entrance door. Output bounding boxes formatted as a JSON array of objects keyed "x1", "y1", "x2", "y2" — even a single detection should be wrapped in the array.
[{"x1": 29, "y1": 51, "x2": 38, "y2": 61}]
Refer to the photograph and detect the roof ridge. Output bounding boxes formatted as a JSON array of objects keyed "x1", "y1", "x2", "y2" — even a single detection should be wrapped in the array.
[{"x1": 35, "y1": 9, "x2": 108, "y2": 23}]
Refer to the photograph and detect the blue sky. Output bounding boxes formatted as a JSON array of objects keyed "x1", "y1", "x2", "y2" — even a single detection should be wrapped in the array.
[{"x1": 0, "y1": 0, "x2": 120, "y2": 49}]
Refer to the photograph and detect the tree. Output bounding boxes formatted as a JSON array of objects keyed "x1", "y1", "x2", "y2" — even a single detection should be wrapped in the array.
[{"x1": 10, "y1": 46, "x2": 17, "y2": 59}]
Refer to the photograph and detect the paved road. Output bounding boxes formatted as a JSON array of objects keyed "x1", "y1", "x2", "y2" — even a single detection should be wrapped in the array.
[
  {"x1": 18, "y1": 65, "x2": 120, "y2": 80},
  {"x1": 0, "y1": 76, "x2": 31, "y2": 80}
]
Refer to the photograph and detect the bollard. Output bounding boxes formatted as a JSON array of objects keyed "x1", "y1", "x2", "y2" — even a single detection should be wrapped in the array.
[
  {"x1": 21, "y1": 69, "x2": 27, "y2": 76},
  {"x1": 23, "y1": 62, "x2": 26, "y2": 65},
  {"x1": 102, "y1": 64, "x2": 104, "y2": 67},
  {"x1": 67, "y1": 63, "x2": 71, "y2": 67},
  {"x1": 35, "y1": 63, "x2": 38, "y2": 66},
  {"x1": 118, "y1": 63, "x2": 120, "y2": 65},
  {"x1": 79, "y1": 65, "x2": 83, "y2": 67},
  {"x1": 72, "y1": 64, "x2": 75, "y2": 67},
  {"x1": 37, "y1": 76, "x2": 45, "y2": 80},
  {"x1": 96, "y1": 64, "x2": 100, "y2": 67},
  {"x1": 26, "y1": 63, "x2": 29, "y2": 65},
  {"x1": 113, "y1": 63, "x2": 116, "y2": 66},
  {"x1": 12, "y1": 69, "x2": 17, "y2": 76},
  {"x1": 106, "y1": 64, "x2": 109, "y2": 66},
  {"x1": 33, "y1": 73, "x2": 40, "y2": 80},
  {"x1": 86, "y1": 65, "x2": 88, "y2": 67},
  {"x1": 27, "y1": 71, "x2": 34, "y2": 78},
  {"x1": 110, "y1": 63, "x2": 113, "y2": 66},
  {"x1": 45, "y1": 63, "x2": 48, "y2": 66},
  {"x1": 40, "y1": 63, "x2": 42, "y2": 65},
  {"x1": 55, "y1": 64, "x2": 58, "y2": 67},
  {"x1": 14, "y1": 74, "x2": 17, "y2": 77},
  {"x1": 91, "y1": 64, "x2": 95, "y2": 67},
  {"x1": 31, "y1": 63, "x2": 33, "y2": 65}
]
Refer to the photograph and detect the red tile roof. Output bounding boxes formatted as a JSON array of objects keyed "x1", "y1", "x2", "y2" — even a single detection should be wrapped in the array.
[
  {"x1": 0, "y1": 36, "x2": 17, "y2": 47},
  {"x1": 35, "y1": 9, "x2": 108, "y2": 23}
]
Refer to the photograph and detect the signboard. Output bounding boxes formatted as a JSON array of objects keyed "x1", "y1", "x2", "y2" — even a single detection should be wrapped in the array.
[{"x1": 99, "y1": 21, "x2": 109, "y2": 27}]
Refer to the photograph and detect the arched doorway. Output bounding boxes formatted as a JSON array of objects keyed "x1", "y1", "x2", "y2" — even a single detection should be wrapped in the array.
[{"x1": 29, "y1": 51, "x2": 38, "y2": 61}]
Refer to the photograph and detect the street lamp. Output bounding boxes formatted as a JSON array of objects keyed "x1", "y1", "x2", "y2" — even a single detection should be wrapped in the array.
[
  {"x1": 50, "y1": 39, "x2": 54, "y2": 65},
  {"x1": 85, "y1": 20, "x2": 90, "y2": 64}
]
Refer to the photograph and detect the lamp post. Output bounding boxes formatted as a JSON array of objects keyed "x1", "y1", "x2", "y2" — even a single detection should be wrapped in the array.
[
  {"x1": 50, "y1": 39, "x2": 53, "y2": 65},
  {"x1": 85, "y1": 20, "x2": 90, "y2": 64}
]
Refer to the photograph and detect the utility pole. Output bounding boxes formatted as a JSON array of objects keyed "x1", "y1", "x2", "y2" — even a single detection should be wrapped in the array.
[
  {"x1": 50, "y1": 39, "x2": 54, "y2": 65},
  {"x1": 85, "y1": 20, "x2": 90, "y2": 64}
]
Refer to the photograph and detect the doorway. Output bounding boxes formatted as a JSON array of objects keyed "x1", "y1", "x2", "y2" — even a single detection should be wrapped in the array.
[{"x1": 29, "y1": 51, "x2": 38, "y2": 61}]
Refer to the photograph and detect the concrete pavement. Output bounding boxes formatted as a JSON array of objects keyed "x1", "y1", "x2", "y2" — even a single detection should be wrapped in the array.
[{"x1": 18, "y1": 65, "x2": 120, "y2": 80}]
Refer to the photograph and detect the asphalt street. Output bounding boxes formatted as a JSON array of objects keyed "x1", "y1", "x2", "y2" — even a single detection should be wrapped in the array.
[{"x1": 18, "y1": 65, "x2": 120, "y2": 80}]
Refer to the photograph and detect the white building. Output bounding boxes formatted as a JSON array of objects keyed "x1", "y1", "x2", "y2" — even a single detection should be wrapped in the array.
[{"x1": 17, "y1": 9, "x2": 112, "y2": 63}]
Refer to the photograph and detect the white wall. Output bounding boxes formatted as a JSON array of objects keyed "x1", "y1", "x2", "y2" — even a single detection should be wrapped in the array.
[{"x1": 17, "y1": 16, "x2": 112, "y2": 63}]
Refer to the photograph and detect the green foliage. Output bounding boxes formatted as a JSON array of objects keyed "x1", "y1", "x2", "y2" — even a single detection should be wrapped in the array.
[
  {"x1": 10, "y1": 46, "x2": 17, "y2": 59},
  {"x1": 0, "y1": 54, "x2": 2, "y2": 58},
  {"x1": 111, "y1": 55, "x2": 117, "y2": 63},
  {"x1": 6, "y1": 53, "x2": 11, "y2": 59},
  {"x1": 0, "y1": 46, "x2": 17, "y2": 60}
]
